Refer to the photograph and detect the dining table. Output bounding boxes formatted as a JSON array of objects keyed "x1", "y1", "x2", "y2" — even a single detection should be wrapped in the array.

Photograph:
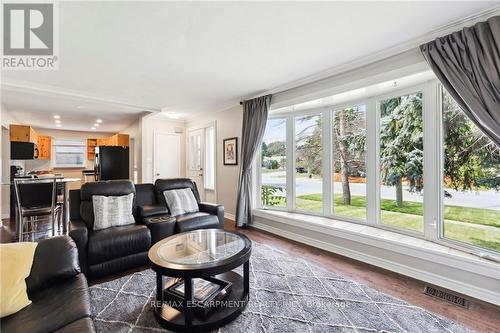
[{"x1": 11, "y1": 176, "x2": 81, "y2": 238}]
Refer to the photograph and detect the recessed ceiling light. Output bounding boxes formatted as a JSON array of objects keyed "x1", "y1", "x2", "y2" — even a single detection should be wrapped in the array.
[
  {"x1": 53, "y1": 115, "x2": 60, "y2": 119},
  {"x1": 93, "y1": 123, "x2": 99, "y2": 127},
  {"x1": 55, "y1": 120, "x2": 61, "y2": 124},
  {"x1": 96, "y1": 119, "x2": 102, "y2": 123},
  {"x1": 91, "y1": 127, "x2": 96, "y2": 130},
  {"x1": 56, "y1": 124, "x2": 62, "y2": 128}
]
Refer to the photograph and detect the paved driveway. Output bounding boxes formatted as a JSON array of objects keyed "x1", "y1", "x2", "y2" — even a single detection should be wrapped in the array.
[{"x1": 261, "y1": 171, "x2": 500, "y2": 211}]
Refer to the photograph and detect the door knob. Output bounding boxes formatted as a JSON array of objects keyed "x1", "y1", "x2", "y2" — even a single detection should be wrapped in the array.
[{"x1": 156, "y1": 173, "x2": 160, "y2": 176}]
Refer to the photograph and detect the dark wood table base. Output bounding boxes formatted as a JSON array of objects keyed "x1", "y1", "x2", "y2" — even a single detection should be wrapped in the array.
[{"x1": 153, "y1": 263, "x2": 249, "y2": 332}]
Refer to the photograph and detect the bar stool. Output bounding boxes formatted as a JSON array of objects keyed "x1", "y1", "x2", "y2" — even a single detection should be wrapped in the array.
[{"x1": 14, "y1": 177, "x2": 62, "y2": 241}]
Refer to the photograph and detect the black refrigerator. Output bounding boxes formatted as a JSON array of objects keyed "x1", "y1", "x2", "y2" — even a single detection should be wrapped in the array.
[{"x1": 95, "y1": 146, "x2": 129, "y2": 181}]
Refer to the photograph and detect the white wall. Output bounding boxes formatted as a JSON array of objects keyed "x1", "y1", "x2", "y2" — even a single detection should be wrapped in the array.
[
  {"x1": 121, "y1": 118, "x2": 142, "y2": 183},
  {"x1": 141, "y1": 114, "x2": 186, "y2": 183},
  {"x1": 187, "y1": 105, "x2": 243, "y2": 217},
  {"x1": 0, "y1": 104, "x2": 20, "y2": 219}
]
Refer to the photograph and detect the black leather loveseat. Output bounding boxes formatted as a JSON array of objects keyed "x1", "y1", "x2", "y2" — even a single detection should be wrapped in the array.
[
  {"x1": 1, "y1": 236, "x2": 95, "y2": 333},
  {"x1": 69, "y1": 178, "x2": 224, "y2": 280}
]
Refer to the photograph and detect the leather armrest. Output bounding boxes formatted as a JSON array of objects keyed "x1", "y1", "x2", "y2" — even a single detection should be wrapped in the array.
[
  {"x1": 143, "y1": 215, "x2": 176, "y2": 244},
  {"x1": 137, "y1": 204, "x2": 169, "y2": 219},
  {"x1": 26, "y1": 236, "x2": 80, "y2": 295},
  {"x1": 198, "y1": 202, "x2": 224, "y2": 229},
  {"x1": 69, "y1": 219, "x2": 89, "y2": 275}
]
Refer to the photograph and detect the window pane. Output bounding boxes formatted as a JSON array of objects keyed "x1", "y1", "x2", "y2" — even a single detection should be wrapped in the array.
[
  {"x1": 261, "y1": 118, "x2": 287, "y2": 208},
  {"x1": 53, "y1": 139, "x2": 86, "y2": 167},
  {"x1": 333, "y1": 105, "x2": 367, "y2": 220},
  {"x1": 295, "y1": 114, "x2": 323, "y2": 213},
  {"x1": 379, "y1": 92, "x2": 424, "y2": 232},
  {"x1": 442, "y1": 90, "x2": 500, "y2": 252}
]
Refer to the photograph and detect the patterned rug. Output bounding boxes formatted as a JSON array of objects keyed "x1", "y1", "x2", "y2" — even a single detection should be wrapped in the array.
[{"x1": 90, "y1": 242, "x2": 473, "y2": 333}]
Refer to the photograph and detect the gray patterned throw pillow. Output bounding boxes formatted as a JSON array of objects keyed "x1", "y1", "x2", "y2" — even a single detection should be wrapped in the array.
[
  {"x1": 163, "y1": 188, "x2": 199, "y2": 216},
  {"x1": 92, "y1": 193, "x2": 136, "y2": 230}
]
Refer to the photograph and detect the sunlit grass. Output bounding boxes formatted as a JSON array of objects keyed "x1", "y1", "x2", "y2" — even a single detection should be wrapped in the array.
[{"x1": 287, "y1": 193, "x2": 500, "y2": 251}]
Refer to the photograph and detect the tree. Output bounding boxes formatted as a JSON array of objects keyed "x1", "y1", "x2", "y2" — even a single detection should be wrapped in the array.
[
  {"x1": 442, "y1": 92, "x2": 500, "y2": 191},
  {"x1": 333, "y1": 107, "x2": 366, "y2": 205},
  {"x1": 267, "y1": 141, "x2": 286, "y2": 157},
  {"x1": 380, "y1": 93, "x2": 423, "y2": 207},
  {"x1": 296, "y1": 116, "x2": 322, "y2": 175}
]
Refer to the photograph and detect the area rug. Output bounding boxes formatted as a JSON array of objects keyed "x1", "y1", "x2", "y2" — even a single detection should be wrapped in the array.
[{"x1": 90, "y1": 242, "x2": 473, "y2": 333}]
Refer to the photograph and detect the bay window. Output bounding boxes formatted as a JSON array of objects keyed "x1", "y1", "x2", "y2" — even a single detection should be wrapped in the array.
[
  {"x1": 332, "y1": 105, "x2": 367, "y2": 220},
  {"x1": 261, "y1": 118, "x2": 287, "y2": 208},
  {"x1": 379, "y1": 92, "x2": 424, "y2": 232},
  {"x1": 295, "y1": 114, "x2": 323, "y2": 213},
  {"x1": 257, "y1": 71, "x2": 500, "y2": 260}
]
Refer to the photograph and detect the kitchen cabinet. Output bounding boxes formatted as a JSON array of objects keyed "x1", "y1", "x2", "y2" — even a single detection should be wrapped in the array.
[
  {"x1": 10, "y1": 125, "x2": 38, "y2": 143},
  {"x1": 88, "y1": 134, "x2": 129, "y2": 159},
  {"x1": 37, "y1": 135, "x2": 52, "y2": 160}
]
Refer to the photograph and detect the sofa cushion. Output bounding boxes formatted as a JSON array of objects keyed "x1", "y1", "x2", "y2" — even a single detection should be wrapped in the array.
[
  {"x1": 1, "y1": 274, "x2": 91, "y2": 333},
  {"x1": 92, "y1": 193, "x2": 135, "y2": 230},
  {"x1": 0, "y1": 242, "x2": 38, "y2": 318},
  {"x1": 175, "y1": 212, "x2": 220, "y2": 233},
  {"x1": 80, "y1": 180, "x2": 135, "y2": 229},
  {"x1": 154, "y1": 178, "x2": 200, "y2": 206},
  {"x1": 163, "y1": 188, "x2": 199, "y2": 216},
  {"x1": 88, "y1": 225, "x2": 150, "y2": 265},
  {"x1": 27, "y1": 236, "x2": 80, "y2": 295}
]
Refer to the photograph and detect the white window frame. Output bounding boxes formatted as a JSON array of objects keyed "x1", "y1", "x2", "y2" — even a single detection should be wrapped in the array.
[
  {"x1": 52, "y1": 138, "x2": 86, "y2": 168},
  {"x1": 204, "y1": 125, "x2": 216, "y2": 191},
  {"x1": 256, "y1": 78, "x2": 500, "y2": 260}
]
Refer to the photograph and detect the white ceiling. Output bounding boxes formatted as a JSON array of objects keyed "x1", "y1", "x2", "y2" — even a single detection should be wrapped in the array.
[{"x1": 1, "y1": 1, "x2": 497, "y2": 131}]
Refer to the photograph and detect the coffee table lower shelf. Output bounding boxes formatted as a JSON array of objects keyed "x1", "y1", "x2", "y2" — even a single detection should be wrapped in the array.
[{"x1": 154, "y1": 271, "x2": 248, "y2": 332}]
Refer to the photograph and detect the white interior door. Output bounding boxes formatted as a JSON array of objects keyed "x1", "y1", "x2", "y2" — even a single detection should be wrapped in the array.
[
  {"x1": 188, "y1": 128, "x2": 205, "y2": 201},
  {"x1": 154, "y1": 132, "x2": 181, "y2": 181}
]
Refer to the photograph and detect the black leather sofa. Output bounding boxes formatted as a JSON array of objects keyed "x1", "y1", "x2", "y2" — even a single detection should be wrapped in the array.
[
  {"x1": 1, "y1": 236, "x2": 95, "y2": 333},
  {"x1": 69, "y1": 178, "x2": 224, "y2": 280}
]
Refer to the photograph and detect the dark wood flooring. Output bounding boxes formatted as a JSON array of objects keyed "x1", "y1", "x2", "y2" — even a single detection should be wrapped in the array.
[{"x1": 1, "y1": 218, "x2": 498, "y2": 332}]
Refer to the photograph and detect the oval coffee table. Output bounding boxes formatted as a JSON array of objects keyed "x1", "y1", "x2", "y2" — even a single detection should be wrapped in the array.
[{"x1": 148, "y1": 229, "x2": 252, "y2": 332}]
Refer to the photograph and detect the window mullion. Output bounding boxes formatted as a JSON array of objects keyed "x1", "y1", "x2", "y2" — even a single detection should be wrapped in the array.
[
  {"x1": 423, "y1": 81, "x2": 440, "y2": 241},
  {"x1": 366, "y1": 98, "x2": 379, "y2": 225},
  {"x1": 286, "y1": 115, "x2": 295, "y2": 211},
  {"x1": 323, "y1": 109, "x2": 332, "y2": 216}
]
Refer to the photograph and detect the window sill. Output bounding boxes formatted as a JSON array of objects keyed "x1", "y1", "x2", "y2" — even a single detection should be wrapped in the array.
[{"x1": 253, "y1": 209, "x2": 499, "y2": 278}]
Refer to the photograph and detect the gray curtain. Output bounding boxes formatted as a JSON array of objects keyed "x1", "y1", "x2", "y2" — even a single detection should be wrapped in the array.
[
  {"x1": 236, "y1": 95, "x2": 272, "y2": 227},
  {"x1": 420, "y1": 15, "x2": 500, "y2": 147}
]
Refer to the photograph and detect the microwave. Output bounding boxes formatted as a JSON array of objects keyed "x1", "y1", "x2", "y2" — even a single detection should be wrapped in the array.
[{"x1": 11, "y1": 142, "x2": 39, "y2": 160}]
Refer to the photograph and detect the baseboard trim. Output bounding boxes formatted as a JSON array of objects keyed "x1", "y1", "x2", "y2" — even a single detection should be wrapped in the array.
[
  {"x1": 253, "y1": 221, "x2": 500, "y2": 306},
  {"x1": 224, "y1": 213, "x2": 235, "y2": 221}
]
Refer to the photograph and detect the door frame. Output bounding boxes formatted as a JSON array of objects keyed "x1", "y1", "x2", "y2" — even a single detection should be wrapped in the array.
[
  {"x1": 153, "y1": 131, "x2": 181, "y2": 181},
  {"x1": 186, "y1": 121, "x2": 217, "y2": 200}
]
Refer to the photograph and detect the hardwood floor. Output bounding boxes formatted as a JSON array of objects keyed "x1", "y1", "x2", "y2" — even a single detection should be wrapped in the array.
[{"x1": 1, "y1": 217, "x2": 499, "y2": 332}]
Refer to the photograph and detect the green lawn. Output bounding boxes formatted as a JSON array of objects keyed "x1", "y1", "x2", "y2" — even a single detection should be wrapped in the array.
[
  {"x1": 297, "y1": 193, "x2": 500, "y2": 228},
  {"x1": 292, "y1": 193, "x2": 500, "y2": 251}
]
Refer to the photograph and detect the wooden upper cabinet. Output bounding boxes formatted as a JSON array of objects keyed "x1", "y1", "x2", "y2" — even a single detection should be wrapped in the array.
[
  {"x1": 110, "y1": 134, "x2": 129, "y2": 147},
  {"x1": 37, "y1": 135, "x2": 52, "y2": 160},
  {"x1": 88, "y1": 134, "x2": 129, "y2": 159},
  {"x1": 10, "y1": 125, "x2": 38, "y2": 143}
]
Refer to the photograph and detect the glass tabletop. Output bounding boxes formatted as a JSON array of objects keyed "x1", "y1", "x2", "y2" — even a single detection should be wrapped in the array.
[{"x1": 156, "y1": 229, "x2": 246, "y2": 266}]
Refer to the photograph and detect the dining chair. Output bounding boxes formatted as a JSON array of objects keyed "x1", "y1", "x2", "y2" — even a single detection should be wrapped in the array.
[{"x1": 14, "y1": 177, "x2": 62, "y2": 241}]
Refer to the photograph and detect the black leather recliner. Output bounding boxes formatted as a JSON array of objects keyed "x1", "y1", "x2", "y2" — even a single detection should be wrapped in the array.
[
  {"x1": 1, "y1": 236, "x2": 95, "y2": 333},
  {"x1": 69, "y1": 179, "x2": 225, "y2": 280},
  {"x1": 69, "y1": 180, "x2": 151, "y2": 280},
  {"x1": 138, "y1": 178, "x2": 224, "y2": 240}
]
